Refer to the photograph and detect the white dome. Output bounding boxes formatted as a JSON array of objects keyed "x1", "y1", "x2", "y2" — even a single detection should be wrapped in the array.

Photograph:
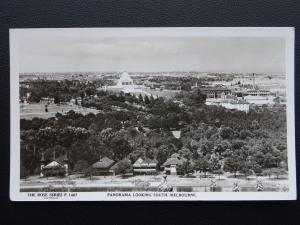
[{"x1": 117, "y1": 71, "x2": 134, "y2": 87}]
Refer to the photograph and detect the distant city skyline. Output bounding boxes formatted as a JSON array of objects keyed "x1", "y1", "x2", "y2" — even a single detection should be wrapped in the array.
[{"x1": 19, "y1": 36, "x2": 285, "y2": 74}]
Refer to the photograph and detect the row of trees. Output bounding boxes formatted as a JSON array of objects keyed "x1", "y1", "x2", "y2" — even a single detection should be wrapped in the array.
[{"x1": 20, "y1": 79, "x2": 97, "y2": 103}]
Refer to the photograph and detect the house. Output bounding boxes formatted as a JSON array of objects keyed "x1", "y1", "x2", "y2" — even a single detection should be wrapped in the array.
[
  {"x1": 133, "y1": 157, "x2": 158, "y2": 175},
  {"x1": 40, "y1": 154, "x2": 69, "y2": 177},
  {"x1": 91, "y1": 157, "x2": 115, "y2": 176},
  {"x1": 162, "y1": 154, "x2": 187, "y2": 176}
]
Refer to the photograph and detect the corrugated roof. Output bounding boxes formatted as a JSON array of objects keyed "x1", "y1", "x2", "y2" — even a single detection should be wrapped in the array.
[{"x1": 92, "y1": 157, "x2": 115, "y2": 169}]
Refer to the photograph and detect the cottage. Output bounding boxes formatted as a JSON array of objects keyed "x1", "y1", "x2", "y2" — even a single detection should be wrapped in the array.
[
  {"x1": 40, "y1": 154, "x2": 69, "y2": 177},
  {"x1": 133, "y1": 157, "x2": 158, "y2": 175},
  {"x1": 162, "y1": 154, "x2": 187, "y2": 176},
  {"x1": 91, "y1": 157, "x2": 115, "y2": 176}
]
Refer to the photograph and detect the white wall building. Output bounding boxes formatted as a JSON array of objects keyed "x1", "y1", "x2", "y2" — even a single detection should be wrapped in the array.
[
  {"x1": 206, "y1": 98, "x2": 250, "y2": 113},
  {"x1": 243, "y1": 95, "x2": 275, "y2": 106}
]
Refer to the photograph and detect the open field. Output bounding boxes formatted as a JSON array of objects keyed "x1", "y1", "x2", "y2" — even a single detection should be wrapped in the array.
[{"x1": 20, "y1": 103, "x2": 100, "y2": 119}]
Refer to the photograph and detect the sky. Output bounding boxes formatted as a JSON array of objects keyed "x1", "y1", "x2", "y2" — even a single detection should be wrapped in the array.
[{"x1": 18, "y1": 36, "x2": 285, "y2": 74}]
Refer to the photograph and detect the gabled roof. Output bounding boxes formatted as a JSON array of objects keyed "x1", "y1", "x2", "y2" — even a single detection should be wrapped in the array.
[
  {"x1": 44, "y1": 161, "x2": 64, "y2": 169},
  {"x1": 44, "y1": 155, "x2": 68, "y2": 169},
  {"x1": 92, "y1": 157, "x2": 115, "y2": 169},
  {"x1": 133, "y1": 157, "x2": 157, "y2": 167},
  {"x1": 163, "y1": 156, "x2": 187, "y2": 167},
  {"x1": 110, "y1": 158, "x2": 132, "y2": 170}
]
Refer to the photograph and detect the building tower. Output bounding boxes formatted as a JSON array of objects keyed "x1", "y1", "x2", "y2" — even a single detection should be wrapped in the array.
[
  {"x1": 252, "y1": 73, "x2": 256, "y2": 90},
  {"x1": 63, "y1": 154, "x2": 69, "y2": 177},
  {"x1": 40, "y1": 152, "x2": 45, "y2": 178}
]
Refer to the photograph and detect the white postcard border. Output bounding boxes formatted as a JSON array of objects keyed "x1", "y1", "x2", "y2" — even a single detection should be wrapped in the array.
[{"x1": 10, "y1": 27, "x2": 296, "y2": 201}]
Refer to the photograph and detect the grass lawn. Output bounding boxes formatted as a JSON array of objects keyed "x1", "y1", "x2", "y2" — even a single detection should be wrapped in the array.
[{"x1": 20, "y1": 103, "x2": 99, "y2": 119}]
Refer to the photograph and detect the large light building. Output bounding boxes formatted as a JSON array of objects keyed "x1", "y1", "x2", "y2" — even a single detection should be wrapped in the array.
[
  {"x1": 206, "y1": 98, "x2": 250, "y2": 113},
  {"x1": 243, "y1": 95, "x2": 275, "y2": 106},
  {"x1": 243, "y1": 88, "x2": 276, "y2": 106},
  {"x1": 98, "y1": 71, "x2": 152, "y2": 97},
  {"x1": 205, "y1": 92, "x2": 250, "y2": 113}
]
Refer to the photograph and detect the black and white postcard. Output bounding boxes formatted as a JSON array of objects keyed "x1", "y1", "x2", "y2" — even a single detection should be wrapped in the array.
[{"x1": 10, "y1": 27, "x2": 296, "y2": 201}]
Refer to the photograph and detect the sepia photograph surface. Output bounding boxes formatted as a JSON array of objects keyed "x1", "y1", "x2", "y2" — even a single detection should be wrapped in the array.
[{"x1": 10, "y1": 28, "x2": 296, "y2": 201}]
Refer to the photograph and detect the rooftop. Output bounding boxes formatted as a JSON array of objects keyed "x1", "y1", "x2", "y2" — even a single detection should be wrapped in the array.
[
  {"x1": 92, "y1": 157, "x2": 115, "y2": 169},
  {"x1": 133, "y1": 157, "x2": 158, "y2": 167}
]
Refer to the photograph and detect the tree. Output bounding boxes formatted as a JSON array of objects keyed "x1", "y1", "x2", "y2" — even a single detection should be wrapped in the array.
[
  {"x1": 150, "y1": 95, "x2": 155, "y2": 104},
  {"x1": 195, "y1": 154, "x2": 211, "y2": 178},
  {"x1": 144, "y1": 95, "x2": 150, "y2": 104},
  {"x1": 223, "y1": 150, "x2": 241, "y2": 178},
  {"x1": 213, "y1": 169, "x2": 224, "y2": 180},
  {"x1": 178, "y1": 147, "x2": 192, "y2": 159},
  {"x1": 263, "y1": 152, "x2": 276, "y2": 169},
  {"x1": 73, "y1": 160, "x2": 89, "y2": 172},
  {"x1": 110, "y1": 136, "x2": 132, "y2": 160},
  {"x1": 115, "y1": 158, "x2": 132, "y2": 176},
  {"x1": 156, "y1": 145, "x2": 170, "y2": 167},
  {"x1": 177, "y1": 160, "x2": 194, "y2": 175},
  {"x1": 219, "y1": 126, "x2": 234, "y2": 139},
  {"x1": 138, "y1": 94, "x2": 143, "y2": 103},
  {"x1": 209, "y1": 153, "x2": 221, "y2": 173}
]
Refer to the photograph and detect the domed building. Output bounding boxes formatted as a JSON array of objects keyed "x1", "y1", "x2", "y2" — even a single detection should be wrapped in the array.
[
  {"x1": 99, "y1": 71, "x2": 152, "y2": 97},
  {"x1": 116, "y1": 71, "x2": 134, "y2": 87}
]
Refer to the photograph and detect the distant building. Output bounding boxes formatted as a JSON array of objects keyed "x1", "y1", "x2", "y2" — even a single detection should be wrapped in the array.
[
  {"x1": 162, "y1": 154, "x2": 187, "y2": 176},
  {"x1": 243, "y1": 95, "x2": 275, "y2": 106},
  {"x1": 205, "y1": 92, "x2": 250, "y2": 112},
  {"x1": 133, "y1": 158, "x2": 158, "y2": 175},
  {"x1": 98, "y1": 71, "x2": 152, "y2": 97},
  {"x1": 69, "y1": 98, "x2": 76, "y2": 106},
  {"x1": 246, "y1": 89, "x2": 274, "y2": 97},
  {"x1": 198, "y1": 86, "x2": 231, "y2": 99},
  {"x1": 206, "y1": 98, "x2": 250, "y2": 113},
  {"x1": 40, "y1": 97, "x2": 55, "y2": 104},
  {"x1": 171, "y1": 130, "x2": 181, "y2": 139},
  {"x1": 91, "y1": 157, "x2": 115, "y2": 176}
]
